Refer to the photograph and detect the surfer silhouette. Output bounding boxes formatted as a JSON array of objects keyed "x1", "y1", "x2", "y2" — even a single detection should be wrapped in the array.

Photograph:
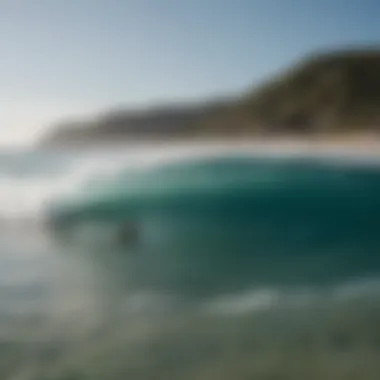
[{"x1": 116, "y1": 221, "x2": 140, "y2": 246}]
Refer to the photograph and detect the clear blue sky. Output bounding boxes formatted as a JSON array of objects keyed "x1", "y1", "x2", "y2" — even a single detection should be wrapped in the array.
[{"x1": 0, "y1": 0, "x2": 379, "y2": 145}]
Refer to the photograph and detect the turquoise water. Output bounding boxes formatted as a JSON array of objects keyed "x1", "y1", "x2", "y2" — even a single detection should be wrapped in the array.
[{"x1": 50, "y1": 155, "x2": 380, "y2": 298}]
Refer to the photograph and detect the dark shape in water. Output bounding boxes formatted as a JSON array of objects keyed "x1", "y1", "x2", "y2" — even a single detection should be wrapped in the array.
[{"x1": 116, "y1": 221, "x2": 140, "y2": 246}]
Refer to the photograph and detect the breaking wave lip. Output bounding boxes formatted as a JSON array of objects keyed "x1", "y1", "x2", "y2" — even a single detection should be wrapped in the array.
[{"x1": 1, "y1": 143, "x2": 380, "y2": 222}]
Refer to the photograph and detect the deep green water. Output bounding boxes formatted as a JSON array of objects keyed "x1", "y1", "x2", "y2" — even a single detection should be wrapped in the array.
[{"x1": 50, "y1": 155, "x2": 380, "y2": 298}]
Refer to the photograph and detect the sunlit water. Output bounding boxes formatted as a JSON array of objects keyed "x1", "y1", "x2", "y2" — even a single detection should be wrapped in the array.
[{"x1": 1, "y1": 143, "x2": 380, "y2": 379}]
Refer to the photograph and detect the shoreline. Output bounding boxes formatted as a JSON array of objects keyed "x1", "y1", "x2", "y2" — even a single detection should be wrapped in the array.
[{"x1": 35, "y1": 134, "x2": 380, "y2": 159}]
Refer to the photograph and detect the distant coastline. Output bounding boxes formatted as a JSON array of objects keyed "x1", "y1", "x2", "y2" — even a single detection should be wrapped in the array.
[{"x1": 40, "y1": 48, "x2": 380, "y2": 147}]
